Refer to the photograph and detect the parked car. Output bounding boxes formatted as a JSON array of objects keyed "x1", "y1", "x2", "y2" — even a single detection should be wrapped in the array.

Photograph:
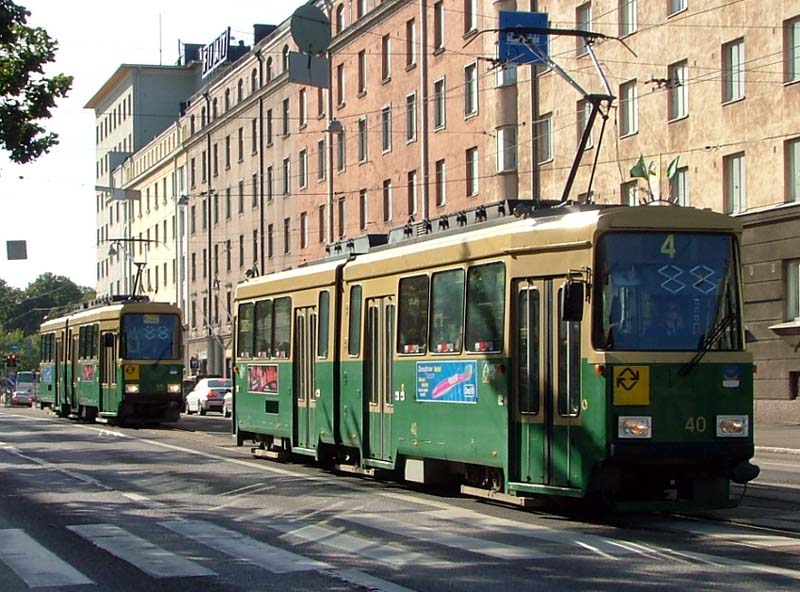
[
  {"x1": 10, "y1": 389, "x2": 36, "y2": 407},
  {"x1": 223, "y1": 390, "x2": 232, "y2": 418},
  {"x1": 184, "y1": 378, "x2": 231, "y2": 415}
]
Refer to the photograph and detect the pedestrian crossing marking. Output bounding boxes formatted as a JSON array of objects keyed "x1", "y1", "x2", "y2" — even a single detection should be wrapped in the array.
[
  {"x1": 0, "y1": 528, "x2": 93, "y2": 588},
  {"x1": 67, "y1": 523, "x2": 216, "y2": 579}
]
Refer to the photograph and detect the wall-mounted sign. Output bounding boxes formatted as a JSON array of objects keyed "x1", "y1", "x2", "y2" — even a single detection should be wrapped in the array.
[{"x1": 202, "y1": 27, "x2": 231, "y2": 79}]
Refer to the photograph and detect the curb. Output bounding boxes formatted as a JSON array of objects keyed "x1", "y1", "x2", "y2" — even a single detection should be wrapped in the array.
[{"x1": 755, "y1": 445, "x2": 800, "y2": 456}]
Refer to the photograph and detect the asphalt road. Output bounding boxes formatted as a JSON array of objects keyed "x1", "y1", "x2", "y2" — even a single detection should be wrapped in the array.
[{"x1": 1, "y1": 407, "x2": 799, "y2": 592}]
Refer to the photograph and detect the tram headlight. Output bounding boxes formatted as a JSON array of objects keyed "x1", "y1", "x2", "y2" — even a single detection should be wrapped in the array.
[
  {"x1": 618, "y1": 416, "x2": 652, "y2": 439},
  {"x1": 125, "y1": 383, "x2": 140, "y2": 394},
  {"x1": 716, "y1": 415, "x2": 749, "y2": 437},
  {"x1": 167, "y1": 383, "x2": 181, "y2": 394}
]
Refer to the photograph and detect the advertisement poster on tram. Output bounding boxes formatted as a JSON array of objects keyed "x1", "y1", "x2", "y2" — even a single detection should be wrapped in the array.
[{"x1": 416, "y1": 361, "x2": 478, "y2": 403}]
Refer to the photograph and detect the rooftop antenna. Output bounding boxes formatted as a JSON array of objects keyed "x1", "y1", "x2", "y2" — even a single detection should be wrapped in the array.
[{"x1": 159, "y1": 14, "x2": 163, "y2": 65}]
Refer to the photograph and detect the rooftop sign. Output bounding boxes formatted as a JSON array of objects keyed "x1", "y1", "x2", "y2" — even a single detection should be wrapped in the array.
[{"x1": 201, "y1": 27, "x2": 231, "y2": 79}]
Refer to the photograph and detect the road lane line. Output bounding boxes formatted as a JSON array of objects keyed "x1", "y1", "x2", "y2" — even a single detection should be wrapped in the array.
[
  {"x1": 331, "y1": 569, "x2": 419, "y2": 592},
  {"x1": 160, "y1": 519, "x2": 331, "y2": 573},
  {"x1": 0, "y1": 529, "x2": 94, "y2": 588},
  {"x1": 67, "y1": 524, "x2": 215, "y2": 579}
]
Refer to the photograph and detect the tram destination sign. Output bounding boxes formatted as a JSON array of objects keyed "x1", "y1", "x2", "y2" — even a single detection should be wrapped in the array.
[{"x1": 202, "y1": 27, "x2": 231, "y2": 79}]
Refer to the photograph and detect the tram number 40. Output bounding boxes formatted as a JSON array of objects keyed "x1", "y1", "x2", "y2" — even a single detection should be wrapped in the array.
[{"x1": 685, "y1": 416, "x2": 708, "y2": 433}]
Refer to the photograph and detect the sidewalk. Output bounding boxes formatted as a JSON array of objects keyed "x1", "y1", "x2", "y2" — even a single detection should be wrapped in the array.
[{"x1": 756, "y1": 422, "x2": 800, "y2": 455}]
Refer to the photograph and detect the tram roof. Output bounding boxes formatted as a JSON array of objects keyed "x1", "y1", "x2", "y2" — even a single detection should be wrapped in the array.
[
  {"x1": 40, "y1": 301, "x2": 181, "y2": 331},
  {"x1": 236, "y1": 258, "x2": 342, "y2": 301}
]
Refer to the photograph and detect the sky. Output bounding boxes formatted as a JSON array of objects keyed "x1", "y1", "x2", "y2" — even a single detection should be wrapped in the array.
[{"x1": 0, "y1": 0, "x2": 298, "y2": 290}]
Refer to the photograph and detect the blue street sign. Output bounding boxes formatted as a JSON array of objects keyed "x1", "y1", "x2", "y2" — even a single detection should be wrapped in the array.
[
  {"x1": 9, "y1": 343, "x2": 20, "y2": 352},
  {"x1": 498, "y1": 11, "x2": 549, "y2": 66}
]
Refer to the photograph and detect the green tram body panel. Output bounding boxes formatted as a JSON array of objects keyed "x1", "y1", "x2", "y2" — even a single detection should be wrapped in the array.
[{"x1": 232, "y1": 204, "x2": 758, "y2": 510}]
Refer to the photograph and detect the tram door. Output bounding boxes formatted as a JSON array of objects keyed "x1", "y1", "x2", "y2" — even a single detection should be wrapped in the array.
[
  {"x1": 293, "y1": 307, "x2": 317, "y2": 450},
  {"x1": 54, "y1": 333, "x2": 65, "y2": 411},
  {"x1": 363, "y1": 297, "x2": 394, "y2": 462},
  {"x1": 68, "y1": 331, "x2": 79, "y2": 411},
  {"x1": 511, "y1": 278, "x2": 582, "y2": 489},
  {"x1": 100, "y1": 332, "x2": 116, "y2": 413}
]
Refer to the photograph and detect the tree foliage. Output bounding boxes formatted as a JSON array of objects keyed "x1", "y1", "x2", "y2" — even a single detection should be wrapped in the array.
[{"x1": 0, "y1": 0, "x2": 72, "y2": 163}]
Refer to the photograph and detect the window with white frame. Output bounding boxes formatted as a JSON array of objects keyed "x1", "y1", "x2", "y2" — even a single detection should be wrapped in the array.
[
  {"x1": 786, "y1": 17, "x2": 800, "y2": 83},
  {"x1": 619, "y1": 79, "x2": 638, "y2": 137},
  {"x1": 381, "y1": 34, "x2": 391, "y2": 81},
  {"x1": 336, "y1": 130, "x2": 345, "y2": 172},
  {"x1": 299, "y1": 149, "x2": 307, "y2": 189},
  {"x1": 466, "y1": 146, "x2": 478, "y2": 197},
  {"x1": 336, "y1": 63, "x2": 345, "y2": 105},
  {"x1": 282, "y1": 157, "x2": 291, "y2": 195},
  {"x1": 358, "y1": 50, "x2": 366, "y2": 95},
  {"x1": 497, "y1": 126, "x2": 517, "y2": 172},
  {"x1": 338, "y1": 199, "x2": 346, "y2": 238},
  {"x1": 299, "y1": 89, "x2": 307, "y2": 128},
  {"x1": 787, "y1": 259, "x2": 800, "y2": 320},
  {"x1": 406, "y1": 19, "x2": 416, "y2": 67},
  {"x1": 536, "y1": 112, "x2": 553, "y2": 163},
  {"x1": 670, "y1": 166, "x2": 689, "y2": 206},
  {"x1": 406, "y1": 93, "x2": 417, "y2": 141},
  {"x1": 464, "y1": 0, "x2": 477, "y2": 34},
  {"x1": 577, "y1": 99, "x2": 593, "y2": 148},
  {"x1": 357, "y1": 118, "x2": 368, "y2": 163},
  {"x1": 381, "y1": 106, "x2": 392, "y2": 152},
  {"x1": 668, "y1": 60, "x2": 688, "y2": 120},
  {"x1": 359, "y1": 189, "x2": 368, "y2": 230},
  {"x1": 619, "y1": 0, "x2": 637, "y2": 37},
  {"x1": 282, "y1": 98, "x2": 290, "y2": 136},
  {"x1": 787, "y1": 137, "x2": 800, "y2": 202},
  {"x1": 621, "y1": 180, "x2": 638, "y2": 205},
  {"x1": 668, "y1": 0, "x2": 687, "y2": 16},
  {"x1": 383, "y1": 179, "x2": 392, "y2": 222},
  {"x1": 723, "y1": 39, "x2": 745, "y2": 102},
  {"x1": 576, "y1": 3, "x2": 592, "y2": 56},
  {"x1": 434, "y1": 1, "x2": 445, "y2": 50},
  {"x1": 464, "y1": 63, "x2": 478, "y2": 116},
  {"x1": 435, "y1": 159, "x2": 446, "y2": 206},
  {"x1": 317, "y1": 138, "x2": 326, "y2": 181},
  {"x1": 407, "y1": 170, "x2": 418, "y2": 215},
  {"x1": 433, "y1": 77, "x2": 446, "y2": 130},
  {"x1": 496, "y1": 51, "x2": 517, "y2": 87},
  {"x1": 724, "y1": 152, "x2": 746, "y2": 213}
]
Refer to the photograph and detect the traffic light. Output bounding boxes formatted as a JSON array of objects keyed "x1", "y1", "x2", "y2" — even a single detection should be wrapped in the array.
[{"x1": 9, "y1": 354, "x2": 17, "y2": 367}]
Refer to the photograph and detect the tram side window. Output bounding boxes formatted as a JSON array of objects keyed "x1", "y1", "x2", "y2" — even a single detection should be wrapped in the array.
[
  {"x1": 518, "y1": 289, "x2": 540, "y2": 414},
  {"x1": 558, "y1": 287, "x2": 581, "y2": 417},
  {"x1": 254, "y1": 300, "x2": 273, "y2": 358},
  {"x1": 318, "y1": 291, "x2": 330, "y2": 358},
  {"x1": 466, "y1": 262, "x2": 505, "y2": 353},
  {"x1": 237, "y1": 303, "x2": 254, "y2": 358},
  {"x1": 348, "y1": 285, "x2": 363, "y2": 356},
  {"x1": 397, "y1": 275, "x2": 429, "y2": 354},
  {"x1": 79, "y1": 325, "x2": 98, "y2": 359},
  {"x1": 431, "y1": 268, "x2": 465, "y2": 353},
  {"x1": 273, "y1": 297, "x2": 292, "y2": 358}
]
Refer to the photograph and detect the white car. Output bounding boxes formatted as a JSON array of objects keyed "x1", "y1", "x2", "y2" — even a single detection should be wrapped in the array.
[
  {"x1": 223, "y1": 391, "x2": 232, "y2": 418},
  {"x1": 185, "y1": 378, "x2": 231, "y2": 415}
]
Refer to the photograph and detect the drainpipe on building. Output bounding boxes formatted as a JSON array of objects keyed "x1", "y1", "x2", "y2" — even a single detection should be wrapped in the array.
[
  {"x1": 255, "y1": 50, "x2": 265, "y2": 275},
  {"x1": 530, "y1": 0, "x2": 540, "y2": 202},
  {"x1": 202, "y1": 91, "x2": 216, "y2": 376},
  {"x1": 419, "y1": 0, "x2": 430, "y2": 221}
]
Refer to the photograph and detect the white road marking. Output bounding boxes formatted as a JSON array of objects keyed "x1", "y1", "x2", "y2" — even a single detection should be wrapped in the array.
[
  {"x1": 160, "y1": 519, "x2": 331, "y2": 573},
  {"x1": 67, "y1": 523, "x2": 215, "y2": 579},
  {"x1": 659, "y1": 520, "x2": 800, "y2": 549},
  {"x1": 331, "y1": 568, "x2": 419, "y2": 592},
  {"x1": 0, "y1": 529, "x2": 93, "y2": 588}
]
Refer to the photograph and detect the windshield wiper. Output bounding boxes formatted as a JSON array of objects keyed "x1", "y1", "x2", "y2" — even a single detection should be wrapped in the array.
[{"x1": 677, "y1": 312, "x2": 736, "y2": 376}]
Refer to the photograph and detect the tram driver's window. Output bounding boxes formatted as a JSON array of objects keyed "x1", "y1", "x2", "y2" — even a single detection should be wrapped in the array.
[
  {"x1": 397, "y1": 275, "x2": 429, "y2": 354},
  {"x1": 466, "y1": 262, "x2": 505, "y2": 353},
  {"x1": 348, "y1": 285, "x2": 363, "y2": 356},
  {"x1": 431, "y1": 268, "x2": 465, "y2": 353},
  {"x1": 237, "y1": 303, "x2": 254, "y2": 358}
]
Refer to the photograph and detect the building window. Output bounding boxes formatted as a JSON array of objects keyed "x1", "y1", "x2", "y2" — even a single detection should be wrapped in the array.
[
  {"x1": 464, "y1": 63, "x2": 478, "y2": 116},
  {"x1": 723, "y1": 39, "x2": 745, "y2": 102},
  {"x1": 357, "y1": 50, "x2": 366, "y2": 95},
  {"x1": 536, "y1": 113, "x2": 553, "y2": 163},
  {"x1": 785, "y1": 17, "x2": 800, "y2": 83},
  {"x1": 433, "y1": 77, "x2": 446, "y2": 130},
  {"x1": 435, "y1": 159, "x2": 446, "y2": 207},
  {"x1": 317, "y1": 138, "x2": 326, "y2": 181},
  {"x1": 577, "y1": 99, "x2": 593, "y2": 148},
  {"x1": 359, "y1": 189, "x2": 368, "y2": 231},
  {"x1": 619, "y1": 79, "x2": 638, "y2": 137},
  {"x1": 381, "y1": 106, "x2": 392, "y2": 152},
  {"x1": 786, "y1": 259, "x2": 800, "y2": 321},
  {"x1": 282, "y1": 98, "x2": 290, "y2": 136},
  {"x1": 282, "y1": 45, "x2": 289, "y2": 72},
  {"x1": 357, "y1": 118, "x2": 368, "y2": 163},
  {"x1": 724, "y1": 152, "x2": 746, "y2": 214},
  {"x1": 381, "y1": 34, "x2": 391, "y2": 81},
  {"x1": 406, "y1": 19, "x2": 416, "y2": 68},
  {"x1": 252, "y1": 173, "x2": 258, "y2": 208},
  {"x1": 299, "y1": 89, "x2": 307, "y2": 128},
  {"x1": 336, "y1": 130, "x2": 346, "y2": 172},
  {"x1": 237, "y1": 128, "x2": 244, "y2": 161},
  {"x1": 267, "y1": 166, "x2": 274, "y2": 201},
  {"x1": 267, "y1": 225, "x2": 273, "y2": 258},
  {"x1": 318, "y1": 205, "x2": 325, "y2": 243},
  {"x1": 300, "y1": 212, "x2": 308, "y2": 249},
  {"x1": 621, "y1": 180, "x2": 638, "y2": 206},
  {"x1": 407, "y1": 170, "x2": 417, "y2": 216},
  {"x1": 225, "y1": 188, "x2": 232, "y2": 219},
  {"x1": 576, "y1": 3, "x2": 592, "y2": 56},
  {"x1": 266, "y1": 109, "x2": 273, "y2": 144},
  {"x1": 787, "y1": 137, "x2": 800, "y2": 202},
  {"x1": 464, "y1": 0, "x2": 477, "y2": 34},
  {"x1": 382, "y1": 179, "x2": 392, "y2": 222},
  {"x1": 282, "y1": 157, "x2": 291, "y2": 195},
  {"x1": 497, "y1": 126, "x2": 517, "y2": 172},
  {"x1": 619, "y1": 0, "x2": 636, "y2": 37},
  {"x1": 434, "y1": 1, "x2": 445, "y2": 50},
  {"x1": 338, "y1": 198, "x2": 346, "y2": 238},
  {"x1": 335, "y1": 4, "x2": 345, "y2": 33},
  {"x1": 466, "y1": 147, "x2": 478, "y2": 197},
  {"x1": 283, "y1": 218, "x2": 291, "y2": 253},
  {"x1": 336, "y1": 63, "x2": 345, "y2": 106},
  {"x1": 251, "y1": 118, "x2": 258, "y2": 153},
  {"x1": 406, "y1": 93, "x2": 417, "y2": 142},
  {"x1": 299, "y1": 148, "x2": 308, "y2": 189},
  {"x1": 670, "y1": 166, "x2": 689, "y2": 206},
  {"x1": 668, "y1": 0, "x2": 686, "y2": 16},
  {"x1": 668, "y1": 60, "x2": 688, "y2": 121},
  {"x1": 356, "y1": 0, "x2": 366, "y2": 19},
  {"x1": 266, "y1": 57, "x2": 273, "y2": 82},
  {"x1": 496, "y1": 63, "x2": 517, "y2": 87}
]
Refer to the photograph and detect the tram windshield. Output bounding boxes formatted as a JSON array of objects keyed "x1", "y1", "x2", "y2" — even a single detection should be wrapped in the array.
[
  {"x1": 594, "y1": 232, "x2": 742, "y2": 352},
  {"x1": 120, "y1": 313, "x2": 181, "y2": 360}
]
